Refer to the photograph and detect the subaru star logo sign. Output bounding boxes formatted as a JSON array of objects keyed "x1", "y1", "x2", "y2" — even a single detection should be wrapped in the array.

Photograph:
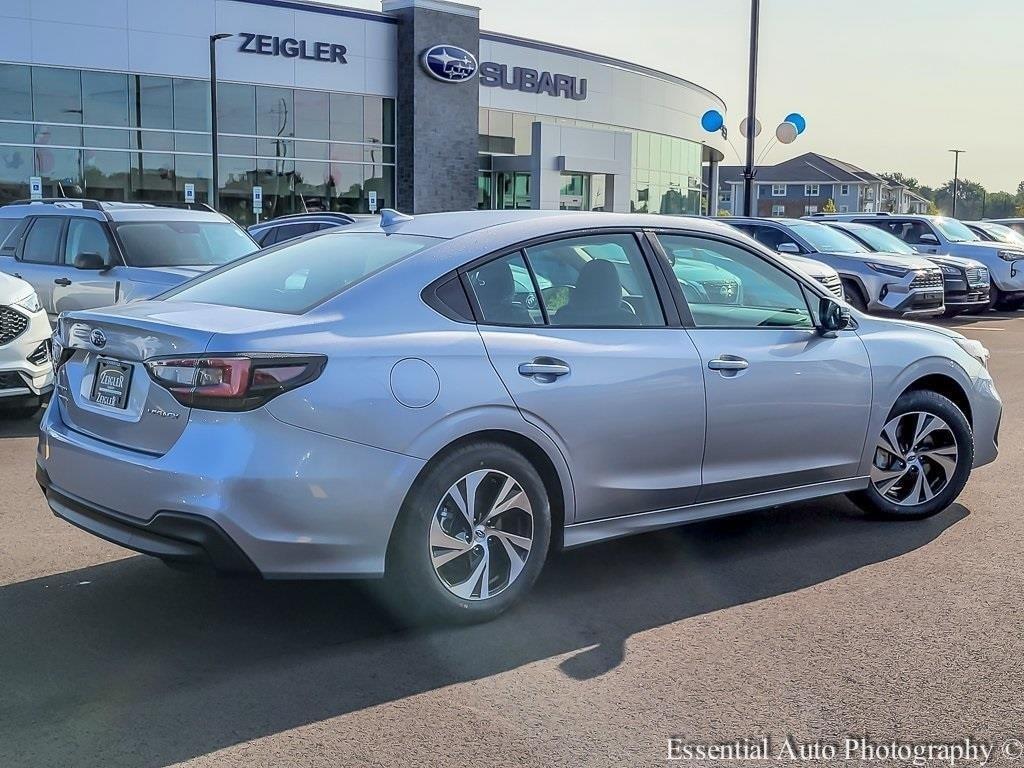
[
  {"x1": 90, "y1": 329, "x2": 106, "y2": 348},
  {"x1": 421, "y1": 44, "x2": 478, "y2": 83}
]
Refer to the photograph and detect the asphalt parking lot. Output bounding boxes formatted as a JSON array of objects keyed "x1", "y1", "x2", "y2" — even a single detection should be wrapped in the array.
[{"x1": 2, "y1": 313, "x2": 1023, "y2": 768}]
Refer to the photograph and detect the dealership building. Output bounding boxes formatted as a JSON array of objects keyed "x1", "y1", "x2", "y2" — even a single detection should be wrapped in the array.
[{"x1": 0, "y1": 0, "x2": 727, "y2": 223}]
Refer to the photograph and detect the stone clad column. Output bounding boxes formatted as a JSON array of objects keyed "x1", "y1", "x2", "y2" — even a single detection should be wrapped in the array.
[{"x1": 383, "y1": 0, "x2": 480, "y2": 213}]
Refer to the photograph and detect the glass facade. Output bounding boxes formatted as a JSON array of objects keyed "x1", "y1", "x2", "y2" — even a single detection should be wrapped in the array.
[
  {"x1": 478, "y1": 107, "x2": 704, "y2": 215},
  {"x1": 0, "y1": 63, "x2": 395, "y2": 224}
]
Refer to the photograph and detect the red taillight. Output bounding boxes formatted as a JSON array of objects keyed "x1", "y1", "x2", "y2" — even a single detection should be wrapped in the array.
[{"x1": 145, "y1": 354, "x2": 326, "y2": 411}]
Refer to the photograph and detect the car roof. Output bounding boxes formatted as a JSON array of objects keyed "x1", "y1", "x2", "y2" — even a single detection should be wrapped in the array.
[
  {"x1": 0, "y1": 200, "x2": 233, "y2": 224},
  {"x1": 249, "y1": 212, "x2": 357, "y2": 230},
  {"x1": 724, "y1": 216, "x2": 813, "y2": 227},
  {"x1": 340, "y1": 209, "x2": 739, "y2": 241}
]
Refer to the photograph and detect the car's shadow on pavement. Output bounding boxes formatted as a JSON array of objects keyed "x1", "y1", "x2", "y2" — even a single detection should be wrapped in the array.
[
  {"x1": 0, "y1": 497, "x2": 968, "y2": 767},
  {"x1": 0, "y1": 410, "x2": 40, "y2": 439}
]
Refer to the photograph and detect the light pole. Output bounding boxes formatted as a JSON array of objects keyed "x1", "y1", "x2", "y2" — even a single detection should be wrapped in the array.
[
  {"x1": 949, "y1": 148, "x2": 965, "y2": 218},
  {"x1": 742, "y1": 0, "x2": 761, "y2": 216},
  {"x1": 209, "y1": 33, "x2": 233, "y2": 211}
]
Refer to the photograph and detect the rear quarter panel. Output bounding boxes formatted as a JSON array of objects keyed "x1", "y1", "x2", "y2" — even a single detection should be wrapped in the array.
[{"x1": 221, "y1": 258, "x2": 577, "y2": 520}]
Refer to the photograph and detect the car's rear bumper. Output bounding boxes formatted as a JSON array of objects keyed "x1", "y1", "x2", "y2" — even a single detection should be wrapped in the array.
[
  {"x1": 37, "y1": 402, "x2": 426, "y2": 577},
  {"x1": 38, "y1": 465, "x2": 258, "y2": 574}
]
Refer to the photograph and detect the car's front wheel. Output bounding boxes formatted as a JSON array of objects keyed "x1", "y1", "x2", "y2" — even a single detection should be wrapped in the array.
[
  {"x1": 851, "y1": 390, "x2": 973, "y2": 519},
  {"x1": 384, "y1": 442, "x2": 551, "y2": 624}
]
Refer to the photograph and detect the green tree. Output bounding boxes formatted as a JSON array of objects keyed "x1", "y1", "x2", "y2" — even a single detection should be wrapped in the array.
[
  {"x1": 983, "y1": 191, "x2": 1017, "y2": 219},
  {"x1": 878, "y1": 171, "x2": 920, "y2": 191},
  {"x1": 821, "y1": 198, "x2": 837, "y2": 213},
  {"x1": 933, "y1": 178, "x2": 986, "y2": 218}
]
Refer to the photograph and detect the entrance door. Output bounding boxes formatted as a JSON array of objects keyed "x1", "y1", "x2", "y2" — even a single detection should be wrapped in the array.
[{"x1": 495, "y1": 172, "x2": 531, "y2": 210}]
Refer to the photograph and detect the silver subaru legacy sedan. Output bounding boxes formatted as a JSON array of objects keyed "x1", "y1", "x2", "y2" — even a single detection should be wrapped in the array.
[{"x1": 37, "y1": 210, "x2": 1001, "y2": 623}]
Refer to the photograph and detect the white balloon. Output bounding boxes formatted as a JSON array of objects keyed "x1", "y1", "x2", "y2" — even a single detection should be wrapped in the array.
[
  {"x1": 776, "y1": 121, "x2": 799, "y2": 144},
  {"x1": 739, "y1": 117, "x2": 762, "y2": 138}
]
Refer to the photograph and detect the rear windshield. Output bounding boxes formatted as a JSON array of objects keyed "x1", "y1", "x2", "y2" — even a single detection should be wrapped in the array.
[
  {"x1": 115, "y1": 221, "x2": 257, "y2": 267},
  {"x1": 163, "y1": 231, "x2": 439, "y2": 314}
]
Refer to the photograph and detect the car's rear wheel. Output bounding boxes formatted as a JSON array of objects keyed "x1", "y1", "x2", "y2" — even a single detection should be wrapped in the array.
[
  {"x1": 850, "y1": 390, "x2": 973, "y2": 519},
  {"x1": 384, "y1": 442, "x2": 551, "y2": 624}
]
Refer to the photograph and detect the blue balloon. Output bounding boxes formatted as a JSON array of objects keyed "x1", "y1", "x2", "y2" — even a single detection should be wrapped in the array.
[
  {"x1": 701, "y1": 109, "x2": 724, "y2": 133},
  {"x1": 785, "y1": 112, "x2": 807, "y2": 134}
]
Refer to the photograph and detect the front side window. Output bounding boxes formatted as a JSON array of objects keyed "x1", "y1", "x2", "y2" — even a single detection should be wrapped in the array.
[
  {"x1": 164, "y1": 232, "x2": 437, "y2": 314},
  {"x1": 735, "y1": 224, "x2": 800, "y2": 253},
  {"x1": 115, "y1": 221, "x2": 257, "y2": 267},
  {"x1": 657, "y1": 234, "x2": 813, "y2": 329},
  {"x1": 64, "y1": 218, "x2": 114, "y2": 266},
  {"x1": 21, "y1": 218, "x2": 63, "y2": 265}
]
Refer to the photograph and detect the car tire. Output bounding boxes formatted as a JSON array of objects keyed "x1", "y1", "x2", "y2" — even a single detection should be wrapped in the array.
[
  {"x1": 841, "y1": 280, "x2": 868, "y2": 312},
  {"x1": 995, "y1": 296, "x2": 1024, "y2": 312},
  {"x1": 850, "y1": 390, "x2": 973, "y2": 520},
  {"x1": 383, "y1": 442, "x2": 551, "y2": 624}
]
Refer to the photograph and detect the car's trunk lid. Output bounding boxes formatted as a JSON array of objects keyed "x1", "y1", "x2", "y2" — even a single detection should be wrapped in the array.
[{"x1": 54, "y1": 301, "x2": 295, "y2": 455}]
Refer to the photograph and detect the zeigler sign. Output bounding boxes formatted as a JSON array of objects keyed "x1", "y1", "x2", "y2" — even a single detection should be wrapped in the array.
[{"x1": 238, "y1": 33, "x2": 348, "y2": 64}]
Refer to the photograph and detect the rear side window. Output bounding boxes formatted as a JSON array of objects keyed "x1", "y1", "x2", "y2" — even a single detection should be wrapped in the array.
[
  {"x1": 467, "y1": 233, "x2": 665, "y2": 328},
  {"x1": 268, "y1": 223, "x2": 320, "y2": 244},
  {"x1": 164, "y1": 232, "x2": 439, "y2": 314},
  {"x1": 21, "y1": 217, "x2": 63, "y2": 264},
  {"x1": 0, "y1": 219, "x2": 18, "y2": 247}
]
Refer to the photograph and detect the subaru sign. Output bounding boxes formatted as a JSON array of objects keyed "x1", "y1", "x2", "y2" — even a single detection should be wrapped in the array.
[
  {"x1": 421, "y1": 44, "x2": 478, "y2": 83},
  {"x1": 479, "y1": 63, "x2": 588, "y2": 101}
]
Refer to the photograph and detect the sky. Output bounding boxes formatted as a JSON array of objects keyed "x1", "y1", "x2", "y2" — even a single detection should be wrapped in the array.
[{"x1": 329, "y1": 0, "x2": 1022, "y2": 192}]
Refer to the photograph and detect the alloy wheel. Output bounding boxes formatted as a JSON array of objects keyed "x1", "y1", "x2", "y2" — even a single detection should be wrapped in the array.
[
  {"x1": 870, "y1": 411, "x2": 959, "y2": 507},
  {"x1": 429, "y1": 469, "x2": 534, "y2": 600}
]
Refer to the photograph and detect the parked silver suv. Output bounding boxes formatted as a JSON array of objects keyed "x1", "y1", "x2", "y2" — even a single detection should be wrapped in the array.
[
  {"x1": 0, "y1": 200, "x2": 258, "y2": 319},
  {"x1": 729, "y1": 217, "x2": 944, "y2": 317},
  {"x1": 37, "y1": 211, "x2": 1001, "y2": 623},
  {"x1": 813, "y1": 213, "x2": 1024, "y2": 311},
  {"x1": 821, "y1": 220, "x2": 989, "y2": 317}
]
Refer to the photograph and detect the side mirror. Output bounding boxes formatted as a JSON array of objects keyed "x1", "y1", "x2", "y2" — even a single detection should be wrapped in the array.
[
  {"x1": 919, "y1": 233, "x2": 939, "y2": 245},
  {"x1": 819, "y1": 296, "x2": 852, "y2": 334},
  {"x1": 73, "y1": 252, "x2": 108, "y2": 270},
  {"x1": 777, "y1": 242, "x2": 801, "y2": 254}
]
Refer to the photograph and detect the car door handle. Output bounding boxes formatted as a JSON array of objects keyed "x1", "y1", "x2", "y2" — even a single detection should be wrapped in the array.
[
  {"x1": 518, "y1": 360, "x2": 571, "y2": 379},
  {"x1": 54, "y1": 278, "x2": 72, "y2": 286},
  {"x1": 708, "y1": 357, "x2": 749, "y2": 371},
  {"x1": 12, "y1": 272, "x2": 22, "y2": 279}
]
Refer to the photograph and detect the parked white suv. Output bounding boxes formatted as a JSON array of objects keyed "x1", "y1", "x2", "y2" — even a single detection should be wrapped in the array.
[
  {"x1": 0, "y1": 272, "x2": 52, "y2": 418},
  {"x1": 811, "y1": 213, "x2": 1024, "y2": 311}
]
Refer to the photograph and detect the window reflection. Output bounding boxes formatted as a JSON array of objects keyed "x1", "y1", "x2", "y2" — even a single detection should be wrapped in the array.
[{"x1": 0, "y1": 63, "x2": 395, "y2": 223}]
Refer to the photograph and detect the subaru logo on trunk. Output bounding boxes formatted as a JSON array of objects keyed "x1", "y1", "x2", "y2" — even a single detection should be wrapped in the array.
[
  {"x1": 421, "y1": 45, "x2": 478, "y2": 83},
  {"x1": 90, "y1": 329, "x2": 106, "y2": 348}
]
